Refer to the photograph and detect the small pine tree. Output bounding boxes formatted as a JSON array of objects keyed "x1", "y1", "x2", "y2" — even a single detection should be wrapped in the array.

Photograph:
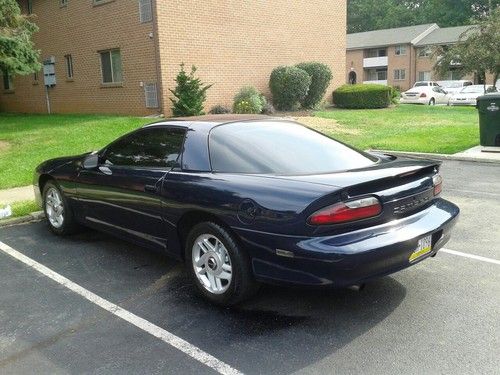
[{"x1": 169, "y1": 64, "x2": 212, "y2": 117}]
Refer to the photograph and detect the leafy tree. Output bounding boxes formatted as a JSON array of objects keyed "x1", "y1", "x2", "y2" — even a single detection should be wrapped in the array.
[
  {"x1": 0, "y1": 0, "x2": 40, "y2": 75},
  {"x1": 433, "y1": 8, "x2": 500, "y2": 87},
  {"x1": 169, "y1": 64, "x2": 212, "y2": 117},
  {"x1": 347, "y1": 0, "x2": 499, "y2": 33}
]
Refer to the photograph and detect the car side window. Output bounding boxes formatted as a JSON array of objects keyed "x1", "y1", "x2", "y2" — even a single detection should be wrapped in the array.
[{"x1": 103, "y1": 127, "x2": 185, "y2": 168}]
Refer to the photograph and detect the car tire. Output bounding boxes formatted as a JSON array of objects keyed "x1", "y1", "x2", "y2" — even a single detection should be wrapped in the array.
[
  {"x1": 185, "y1": 222, "x2": 258, "y2": 306},
  {"x1": 42, "y1": 180, "x2": 80, "y2": 236},
  {"x1": 429, "y1": 98, "x2": 436, "y2": 106}
]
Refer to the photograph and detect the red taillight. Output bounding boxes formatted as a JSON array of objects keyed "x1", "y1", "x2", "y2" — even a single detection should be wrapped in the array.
[
  {"x1": 433, "y1": 174, "x2": 443, "y2": 196},
  {"x1": 308, "y1": 197, "x2": 382, "y2": 225},
  {"x1": 420, "y1": 93, "x2": 427, "y2": 98}
]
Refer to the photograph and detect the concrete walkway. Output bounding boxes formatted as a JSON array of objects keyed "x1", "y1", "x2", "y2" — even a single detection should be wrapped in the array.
[
  {"x1": 453, "y1": 146, "x2": 500, "y2": 161},
  {"x1": 0, "y1": 186, "x2": 34, "y2": 205}
]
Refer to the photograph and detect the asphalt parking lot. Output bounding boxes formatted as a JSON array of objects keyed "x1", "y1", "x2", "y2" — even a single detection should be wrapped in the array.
[{"x1": 0, "y1": 160, "x2": 499, "y2": 375}]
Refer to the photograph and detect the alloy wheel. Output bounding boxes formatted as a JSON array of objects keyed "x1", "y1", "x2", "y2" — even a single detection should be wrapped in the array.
[
  {"x1": 192, "y1": 234, "x2": 232, "y2": 294},
  {"x1": 45, "y1": 187, "x2": 65, "y2": 228}
]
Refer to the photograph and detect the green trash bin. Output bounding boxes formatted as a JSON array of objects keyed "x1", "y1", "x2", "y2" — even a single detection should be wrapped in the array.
[{"x1": 477, "y1": 93, "x2": 500, "y2": 147}]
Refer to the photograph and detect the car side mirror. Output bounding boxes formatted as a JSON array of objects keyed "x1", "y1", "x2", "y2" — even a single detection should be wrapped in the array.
[{"x1": 82, "y1": 153, "x2": 99, "y2": 169}]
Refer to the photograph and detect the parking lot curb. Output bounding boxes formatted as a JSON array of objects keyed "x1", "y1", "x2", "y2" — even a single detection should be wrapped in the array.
[
  {"x1": 371, "y1": 150, "x2": 500, "y2": 164},
  {"x1": 0, "y1": 211, "x2": 45, "y2": 227}
]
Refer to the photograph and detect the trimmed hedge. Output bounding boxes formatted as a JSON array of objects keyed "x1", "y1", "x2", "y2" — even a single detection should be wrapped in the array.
[
  {"x1": 296, "y1": 62, "x2": 332, "y2": 108},
  {"x1": 269, "y1": 66, "x2": 311, "y2": 110},
  {"x1": 233, "y1": 86, "x2": 266, "y2": 114},
  {"x1": 332, "y1": 84, "x2": 392, "y2": 109}
]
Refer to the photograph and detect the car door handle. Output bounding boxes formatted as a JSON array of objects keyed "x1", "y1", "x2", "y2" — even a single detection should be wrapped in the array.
[
  {"x1": 98, "y1": 166, "x2": 112, "y2": 175},
  {"x1": 144, "y1": 184, "x2": 158, "y2": 193}
]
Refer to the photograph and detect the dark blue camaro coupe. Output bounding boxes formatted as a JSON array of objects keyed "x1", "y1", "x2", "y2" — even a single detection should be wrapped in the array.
[{"x1": 35, "y1": 115, "x2": 459, "y2": 305}]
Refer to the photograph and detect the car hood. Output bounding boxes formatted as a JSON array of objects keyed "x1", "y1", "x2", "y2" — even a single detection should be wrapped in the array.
[{"x1": 36, "y1": 152, "x2": 91, "y2": 173}]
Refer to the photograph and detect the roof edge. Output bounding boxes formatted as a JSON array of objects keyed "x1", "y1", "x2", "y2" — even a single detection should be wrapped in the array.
[{"x1": 411, "y1": 23, "x2": 439, "y2": 45}]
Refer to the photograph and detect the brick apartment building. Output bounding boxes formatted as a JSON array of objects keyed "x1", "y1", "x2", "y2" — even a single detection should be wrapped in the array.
[
  {"x1": 346, "y1": 23, "x2": 490, "y2": 91},
  {"x1": 0, "y1": 0, "x2": 347, "y2": 116}
]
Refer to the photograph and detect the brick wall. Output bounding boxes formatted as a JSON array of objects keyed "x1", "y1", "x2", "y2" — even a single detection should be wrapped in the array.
[
  {"x1": 346, "y1": 49, "x2": 364, "y2": 84},
  {"x1": 387, "y1": 44, "x2": 412, "y2": 91},
  {"x1": 1, "y1": 0, "x2": 159, "y2": 115},
  {"x1": 1, "y1": 0, "x2": 347, "y2": 116},
  {"x1": 156, "y1": 0, "x2": 347, "y2": 115}
]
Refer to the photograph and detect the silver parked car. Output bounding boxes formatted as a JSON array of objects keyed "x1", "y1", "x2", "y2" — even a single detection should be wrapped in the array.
[
  {"x1": 437, "y1": 80, "x2": 473, "y2": 94},
  {"x1": 448, "y1": 85, "x2": 498, "y2": 106}
]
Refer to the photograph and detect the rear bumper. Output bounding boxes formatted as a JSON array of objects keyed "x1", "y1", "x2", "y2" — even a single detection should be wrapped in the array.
[
  {"x1": 235, "y1": 198, "x2": 459, "y2": 287},
  {"x1": 400, "y1": 97, "x2": 428, "y2": 105},
  {"x1": 449, "y1": 100, "x2": 476, "y2": 106}
]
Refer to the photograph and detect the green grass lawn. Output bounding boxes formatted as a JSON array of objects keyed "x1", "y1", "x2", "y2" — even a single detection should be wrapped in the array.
[
  {"x1": 314, "y1": 104, "x2": 479, "y2": 154},
  {"x1": 0, "y1": 113, "x2": 150, "y2": 189},
  {"x1": 0, "y1": 200, "x2": 40, "y2": 223},
  {"x1": 0, "y1": 106, "x2": 479, "y2": 190}
]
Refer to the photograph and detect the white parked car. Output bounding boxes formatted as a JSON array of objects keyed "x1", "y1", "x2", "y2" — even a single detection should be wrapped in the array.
[
  {"x1": 448, "y1": 85, "x2": 498, "y2": 106},
  {"x1": 437, "y1": 80, "x2": 473, "y2": 94},
  {"x1": 400, "y1": 85, "x2": 451, "y2": 105},
  {"x1": 412, "y1": 81, "x2": 441, "y2": 88}
]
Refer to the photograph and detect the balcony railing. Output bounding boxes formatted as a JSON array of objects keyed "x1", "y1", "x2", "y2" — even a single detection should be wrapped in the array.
[
  {"x1": 363, "y1": 80, "x2": 388, "y2": 85},
  {"x1": 363, "y1": 56, "x2": 388, "y2": 68}
]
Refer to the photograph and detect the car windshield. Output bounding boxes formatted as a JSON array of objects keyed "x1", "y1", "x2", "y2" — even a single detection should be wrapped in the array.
[
  {"x1": 209, "y1": 121, "x2": 377, "y2": 175},
  {"x1": 414, "y1": 82, "x2": 428, "y2": 87},
  {"x1": 461, "y1": 86, "x2": 485, "y2": 93}
]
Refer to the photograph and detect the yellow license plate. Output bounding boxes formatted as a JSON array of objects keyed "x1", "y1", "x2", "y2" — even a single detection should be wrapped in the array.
[{"x1": 409, "y1": 235, "x2": 432, "y2": 262}]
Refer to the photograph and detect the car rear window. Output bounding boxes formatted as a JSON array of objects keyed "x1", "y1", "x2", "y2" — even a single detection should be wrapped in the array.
[{"x1": 209, "y1": 121, "x2": 377, "y2": 175}]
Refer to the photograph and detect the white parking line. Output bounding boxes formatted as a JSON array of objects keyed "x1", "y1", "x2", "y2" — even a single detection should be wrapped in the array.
[
  {"x1": 441, "y1": 248, "x2": 500, "y2": 265},
  {"x1": 0, "y1": 241, "x2": 243, "y2": 375}
]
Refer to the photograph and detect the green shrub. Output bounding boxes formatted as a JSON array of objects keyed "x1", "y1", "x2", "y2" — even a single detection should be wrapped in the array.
[
  {"x1": 332, "y1": 84, "x2": 392, "y2": 109},
  {"x1": 390, "y1": 86, "x2": 401, "y2": 105},
  {"x1": 169, "y1": 63, "x2": 212, "y2": 117},
  {"x1": 269, "y1": 66, "x2": 311, "y2": 111},
  {"x1": 233, "y1": 86, "x2": 266, "y2": 114},
  {"x1": 295, "y1": 62, "x2": 332, "y2": 108},
  {"x1": 261, "y1": 101, "x2": 275, "y2": 115},
  {"x1": 209, "y1": 104, "x2": 231, "y2": 114}
]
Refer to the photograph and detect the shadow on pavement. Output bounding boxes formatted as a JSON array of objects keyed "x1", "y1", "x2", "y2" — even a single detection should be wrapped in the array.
[{"x1": 0, "y1": 222, "x2": 406, "y2": 374}]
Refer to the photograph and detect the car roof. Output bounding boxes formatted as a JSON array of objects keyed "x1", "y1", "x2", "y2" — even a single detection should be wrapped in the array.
[{"x1": 143, "y1": 114, "x2": 286, "y2": 131}]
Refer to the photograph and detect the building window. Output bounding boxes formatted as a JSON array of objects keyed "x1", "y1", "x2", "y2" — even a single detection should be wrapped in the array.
[
  {"x1": 418, "y1": 71, "x2": 432, "y2": 81},
  {"x1": 139, "y1": 0, "x2": 152, "y2": 23},
  {"x1": 418, "y1": 47, "x2": 432, "y2": 57},
  {"x1": 60, "y1": 0, "x2": 68, "y2": 6},
  {"x1": 100, "y1": 49, "x2": 122, "y2": 84},
  {"x1": 395, "y1": 45, "x2": 406, "y2": 56},
  {"x1": 27, "y1": 0, "x2": 33, "y2": 14},
  {"x1": 3, "y1": 71, "x2": 14, "y2": 91},
  {"x1": 144, "y1": 83, "x2": 159, "y2": 108},
  {"x1": 366, "y1": 48, "x2": 387, "y2": 58},
  {"x1": 65, "y1": 54, "x2": 74, "y2": 79},
  {"x1": 33, "y1": 71, "x2": 39, "y2": 82},
  {"x1": 366, "y1": 68, "x2": 387, "y2": 81},
  {"x1": 446, "y1": 70, "x2": 463, "y2": 80},
  {"x1": 393, "y1": 69, "x2": 406, "y2": 80}
]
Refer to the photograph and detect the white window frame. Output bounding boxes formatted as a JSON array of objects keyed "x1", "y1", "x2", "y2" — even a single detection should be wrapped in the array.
[
  {"x1": 99, "y1": 49, "x2": 122, "y2": 84},
  {"x1": 139, "y1": 0, "x2": 153, "y2": 23},
  {"x1": 395, "y1": 45, "x2": 406, "y2": 56},
  {"x1": 65, "y1": 54, "x2": 74, "y2": 79},
  {"x1": 393, "y1": 69, "x2": 406, "y2": 81}
]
